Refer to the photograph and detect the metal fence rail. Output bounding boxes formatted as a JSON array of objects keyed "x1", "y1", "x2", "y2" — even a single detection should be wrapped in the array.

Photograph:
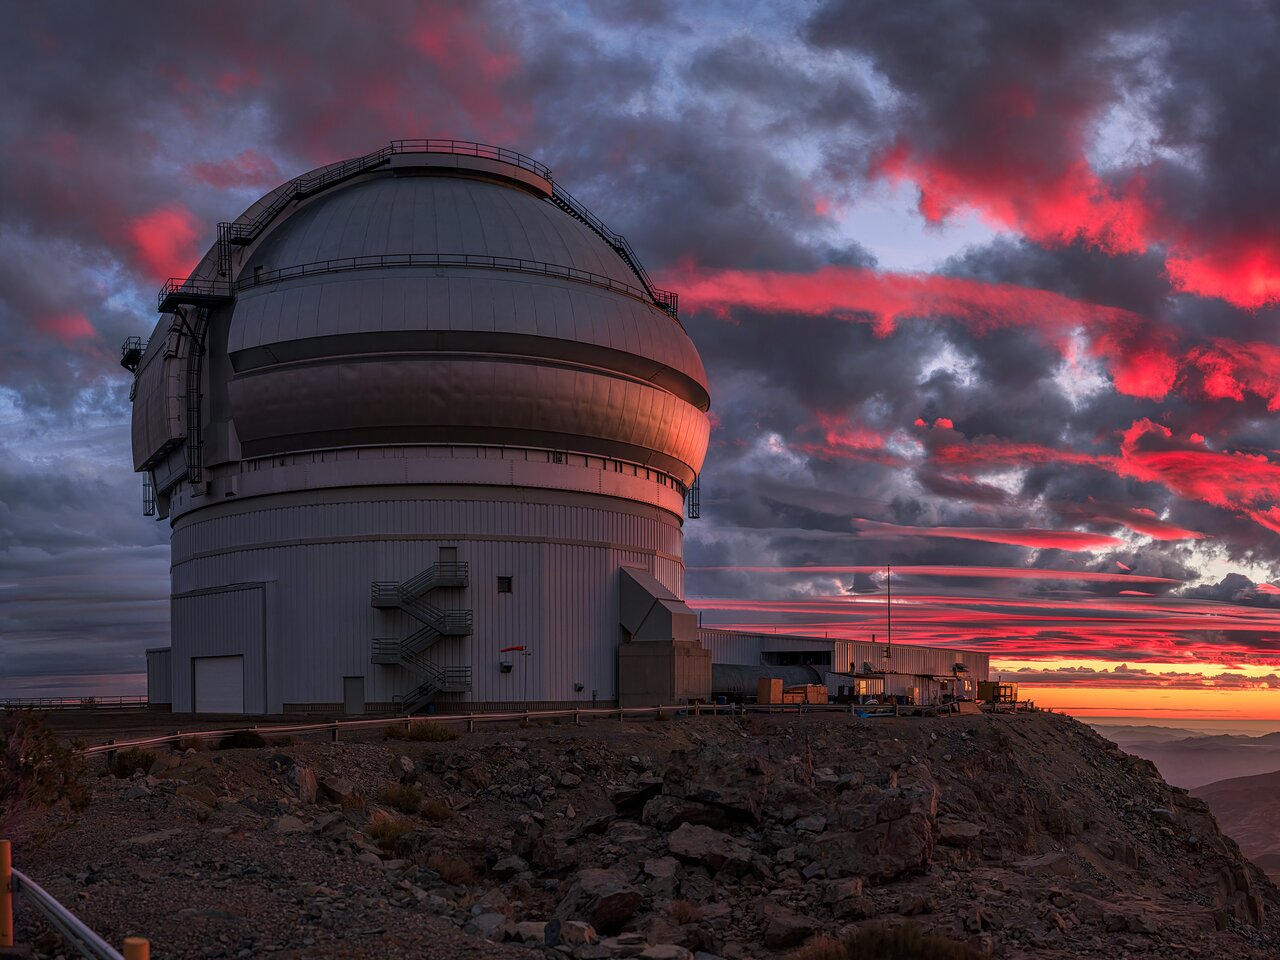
[
  {"x1": 0, "y1": 696, "x2": 148, "y2": 711},
  {"x1": 69, "y1": 697, "x2": 1001, "y2": 759},
  {"x1": 1, "y1": 841, "x2": 148, "y2": 959}
]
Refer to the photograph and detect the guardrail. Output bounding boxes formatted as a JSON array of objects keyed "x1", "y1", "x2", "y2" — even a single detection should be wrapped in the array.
[
  {"x1": 73, "y1": 698, "x2": 986, "y2": 759},
  {"x1": 1, "y1": 839, "x2": 148, "y2": 959},
  {"x1": 0, "y1": 697, "x2": 148, "y2": 711}
]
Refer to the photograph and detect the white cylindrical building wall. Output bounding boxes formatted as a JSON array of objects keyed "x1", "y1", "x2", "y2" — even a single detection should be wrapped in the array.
[{"x1": 170, "y1": 484, "x2": 685, "y2": 712}]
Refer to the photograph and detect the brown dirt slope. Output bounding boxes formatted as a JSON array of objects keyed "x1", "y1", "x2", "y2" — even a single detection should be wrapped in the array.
[{"x1": 10, "y1": 710, "x2": 1279, "y2": 959}]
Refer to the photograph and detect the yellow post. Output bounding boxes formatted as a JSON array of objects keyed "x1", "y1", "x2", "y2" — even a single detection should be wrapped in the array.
[
  {"x1": 123, "y1": 936, "x2": 150, "y2": 960},
  {"x1": 1, "y1": 838, "x2": 12, "y2": 948}
]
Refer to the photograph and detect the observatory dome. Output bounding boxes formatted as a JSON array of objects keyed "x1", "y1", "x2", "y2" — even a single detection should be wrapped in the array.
[{"x1": 128, "y1": 141, "x2": 711, "y2": 716}]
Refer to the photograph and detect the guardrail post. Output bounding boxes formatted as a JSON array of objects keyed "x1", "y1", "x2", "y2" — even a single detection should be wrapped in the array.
[
  {"x1": 105, "y1": 739, "x2": 116, "y2": 768},
  {"x1": 1, "y1": 838, "x2": 12, "y2": 947},
  {"x1": 330, "y1": 723, "x2": 339, "y2": 743},
  {"x1": 573, "y1": 708, "x2": 581, "y2": 727},
  {"x1": 467, "y1": 717, "x2": 475, "y2": 733},
  {"x1": 124, "y1": 936, "x2": 150, "y2": 959}
]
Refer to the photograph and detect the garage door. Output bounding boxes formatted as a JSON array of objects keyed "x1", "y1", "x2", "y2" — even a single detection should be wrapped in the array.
[{"x1": 193, "y1": 655, "x2": 245, "y2": 714}]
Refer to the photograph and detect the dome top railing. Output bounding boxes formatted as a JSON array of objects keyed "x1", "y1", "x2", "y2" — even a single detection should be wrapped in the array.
[
  {"x1": 158, "y1": 252, "x2": 677, "y2": 318},
  {"x1": 158, "y1": 139, "x2": 678, "y2": 320}
]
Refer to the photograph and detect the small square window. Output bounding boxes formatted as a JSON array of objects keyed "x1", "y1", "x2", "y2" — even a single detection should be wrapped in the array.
[{"x1": 497, "y1": 576, "x2": 513, "y2": 593}]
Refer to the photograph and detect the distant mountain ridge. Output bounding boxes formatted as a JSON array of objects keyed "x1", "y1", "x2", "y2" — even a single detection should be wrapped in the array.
[
  {"x1": 1193, "y1": 769, "x2": 1280, "y2": 883},
  {"x1": 1091, "y1": 724, "x2": 1280, "y2": 789}
]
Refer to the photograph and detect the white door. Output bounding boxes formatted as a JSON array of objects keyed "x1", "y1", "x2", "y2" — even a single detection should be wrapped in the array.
[{"x1": 193, "y1": 655, "x2": 245, "y2": 714}]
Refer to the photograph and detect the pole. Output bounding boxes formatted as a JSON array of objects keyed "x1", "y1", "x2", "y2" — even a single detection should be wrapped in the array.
[
  {"x1": 124, "y1": 937, "x2": 151, "y2": 960},
  {"x1": 1, "y1": 839, "x2": 12, "y2": 948},
  {"x1": 886, "y1": 562, "x2": 892, "y2": 650}
]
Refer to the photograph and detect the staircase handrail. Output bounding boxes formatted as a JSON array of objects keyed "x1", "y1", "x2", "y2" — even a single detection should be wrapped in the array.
[{"x1": 400, "y1": 561, "x2": 469, "y2": 598}]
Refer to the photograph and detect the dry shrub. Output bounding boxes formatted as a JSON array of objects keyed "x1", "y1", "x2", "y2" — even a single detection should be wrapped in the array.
[
  {"x1": 176, "y1": 736, "x2": 206, "y2": 752},
  {"x1": 195, "y1": 806, "x2": 212, "y2": 824},
  {"x1": 805, "y1": 924, "x2": 984, "y2": 960},
  {"x1": 217, "y1": 730, "x2": 267, "y2": 749},
  {"x1": 379, "y1": 782, "x2": 423, "y2": 814},
  {"x1": 268, "y1": 735, "x2": 295, "y2": 747},
  {"x1": 426, "y1": 851, "x2": 476, "y2": 886},
  {"x1": 110, "y1": 747, "x2": 156, "y2": 779},
  {"x1": 669, "y1": 899, "x2": 703, "y2": 924},
  {"x1": 340, "y1": 790, "x2": 368, "y2": 813},
  {"x1": 367, "y1": 809, "x2": 413, "y2": 850},
  {"x1": 422, "y1": 797, "x2": 454, "y2": 821},
  {"x1": 1, "y1": 710, "x2": 89, "y2": 818}
]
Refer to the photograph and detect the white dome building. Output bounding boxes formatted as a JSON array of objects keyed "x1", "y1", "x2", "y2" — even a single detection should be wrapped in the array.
[{"x1": 128, "y1": 141, "x2": 711, "y2": 715}]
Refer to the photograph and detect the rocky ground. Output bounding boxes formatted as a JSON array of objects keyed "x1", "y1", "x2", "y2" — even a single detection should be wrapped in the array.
[{"x1": 10, "y1": 710, "x2": 1279, "y2": 959}]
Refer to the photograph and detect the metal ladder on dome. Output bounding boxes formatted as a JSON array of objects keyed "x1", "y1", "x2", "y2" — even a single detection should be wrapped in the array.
[
  {"x1": 370, "y1": 562, "x2": 473, "y2": 713},
  {"x1": 546, "y1": 184, "x2": 680, "y2": 319}
]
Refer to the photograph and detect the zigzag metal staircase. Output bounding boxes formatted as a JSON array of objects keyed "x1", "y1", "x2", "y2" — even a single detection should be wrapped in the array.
[{"x1": 370, "y1": 562, "x2": 472, "y2": 714}]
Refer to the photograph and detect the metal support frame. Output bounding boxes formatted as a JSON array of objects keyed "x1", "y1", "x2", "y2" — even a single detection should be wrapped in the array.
[
  {"x1": 142, "y1": 474, "x2": 155, "y2": 517},
  {"x1": 687, "y1": 475, "x2": 701, "y2": 519}
]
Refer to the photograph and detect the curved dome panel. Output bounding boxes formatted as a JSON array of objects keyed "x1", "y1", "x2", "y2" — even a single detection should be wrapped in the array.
[
  {"x1": 243, "y1": 175, "x2": 642, "y2": 288},
  {"x1": 227, "y1": 356, "x2": 711, "y2": 483},
  {"x1": 226, "y1": 271, "x2": 708, "y2": 408}
]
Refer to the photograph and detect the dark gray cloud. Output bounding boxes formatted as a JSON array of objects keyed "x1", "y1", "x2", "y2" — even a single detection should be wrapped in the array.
[{"x1": 4, "y1": 1, "x2": 1280, "y2": 693}]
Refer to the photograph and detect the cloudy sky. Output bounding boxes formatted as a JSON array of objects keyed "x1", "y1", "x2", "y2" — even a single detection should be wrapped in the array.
[{"x1": 3, "y1": 0, "x2": 1280, "y2": 717}]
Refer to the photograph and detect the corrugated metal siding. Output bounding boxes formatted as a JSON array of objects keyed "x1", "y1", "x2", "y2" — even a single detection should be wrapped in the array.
[
  {"x1": 146, "y1": 648, "x2": 172, "y2": 705},
  {"x1": 170, "y1": 492, "x2": 685, "y2": 711},
  {"x1": 697, "y1": 628, "x2": 989, "y2": 682},
  {"x1": 170, "y1": 585, "x2": 266, "y2": 713}
]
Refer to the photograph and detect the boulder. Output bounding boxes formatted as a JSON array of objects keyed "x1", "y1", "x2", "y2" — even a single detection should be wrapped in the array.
[
  {"x1": 668, "y1": 824, "x2": 753, "y2": 876},
  {"x1": 759, "y1": 902, "x2": 818, "y2": 949},
  {"x1": 492, "y1": 855, "x2": 530, "y2": 878},
  {"x1": 512, "y1": 921, "x2": 547, "y2": 944},
  {"x1": 599, "y1": 932, "x2": 649, "y2": 956},
  {"x1": 273, "y1": 815, "x2": 308, "y2": 833},
  {"x1": 643, "y1": 795, "x2": 731, "y2": 830},
  {"x1": 175, "y1": 783, "x2": 218, "y2": 808},
  {"x1": 938, "y1": 821, "x2": 982, "y2": 847},
  {"x1": 318, "y1": 776, "x2": 359, "y2": 805},
  {"x1": 288, "y1": 764, "x2": 318, "y2": 804},
  {"x1": 822, "y1": 811, "x2": 935, "y2": 882},
  {"x1": 555, "y1": 867, "x2": 644, "y2": 933},
  {"x1": 661, "y1": 747, "x2": 767, "y2": 824},
  {"x1": 465, "y1": 912, "x2": 510, "y2": 941},
  {"x1": 544, "y1": 918, "x2": 598, "y2": 947},
  {"x1": 794, "y1": 814, "x2": 827, "y2": 833}
]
